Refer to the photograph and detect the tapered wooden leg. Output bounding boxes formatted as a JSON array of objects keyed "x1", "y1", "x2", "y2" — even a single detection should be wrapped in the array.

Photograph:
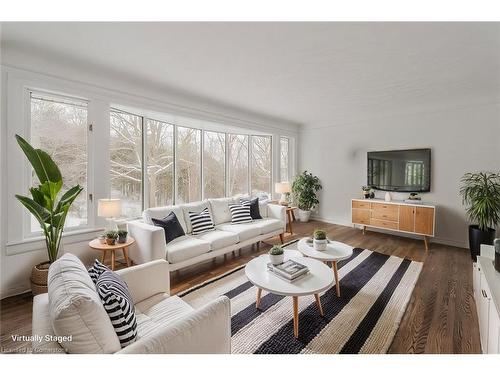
[
  {"x1": 287, "y1": 210, "x2": 294, "y2": 234},
  {"x1": 362, "y1": 226, "x2": 366, "y2": 235},
  {"x1": 293, "y1": 296, "x2": 299, "y2": 338},
  {"x1": 256, "y1": 288, "x2": 262, "y2": 309},
  {"x1": 423, "y1": 236, "x2": 429, "y2": 252},
  {"x1": 122, "y1": 247, "x2": 131, "y2": 267},
  {"x1": 279, "y1": 233, "x2": 284, "y2": 244},
  {"x1": 111, "y1": 250, "x2": 116, "y2": 271},
  {"x1": 101, "y1": 250, "x2": 107, "y2": 263},
  {"x1": 333, "y1": 261, "x2": 340, "y2": 297},
  {"x1": 291, "y1": 209, "x2": 296, "y2": 221},
  {"x1": 314, "y1": 293, "x2": 324, "y2": 316}
]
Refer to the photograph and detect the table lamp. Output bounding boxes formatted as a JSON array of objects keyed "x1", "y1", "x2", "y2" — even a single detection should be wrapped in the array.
[
  {"x1": 275, "y1": 182, "x2": 291, "y2": 206},
  {"x1": 98, "y1": 198, "x2": 121, "y2": 230}
]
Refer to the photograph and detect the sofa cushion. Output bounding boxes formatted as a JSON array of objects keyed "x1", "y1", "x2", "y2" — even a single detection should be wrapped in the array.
[
  {"x1": 143, "y1": 205, "x2": 187, "y2": 233},
  {"x1": 48, "y1": 253, "x2": 121, "y2": 354},
  {"x1": 215, "y1": 223, "x2": 260, "y2": 242},
  {"x1": 253, "y1": 218, "x2": 283, "y2": 234},
  {"x1": 229, "y1": 203, "x2": 253, "y2": 224},
  {"x1": 188, "y1": 207, "x2": 215, "y2": 235},
  {"x1": 240, "y1": 197, "x2": 262, "y2": 220},
  {"x1": 194, "y1": 229, "x2": 239, "y2": 250},
  {"x1": 135, "y1": 295, "x2": 194, "y2": 339},
  {"x1": 87, "y1": 259, "x2": 108, "y2": 283},
  {"x1": 208, "y1": 197, "x2": 236, "y2": 225},
  {"x1": 181, "y1": 201, "x2": 211, "y2": 233},
  {"x1": 166, "y1": 235, "x2": 211, "y2": 264},
  {"x1": 151, "y1": 211, "x2": 185, "y2": 244},
  {"x1": 96, "y1": 270, "x2": 138, "y2": 348}
]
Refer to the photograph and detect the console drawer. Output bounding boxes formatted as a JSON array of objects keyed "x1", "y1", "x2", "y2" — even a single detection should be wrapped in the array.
[
  {"x1": 352, "y1": 200, "x2": 370, "y2": 209},
  {"x1": 371, "y1": 208, "x2": 399, "y2": 221},
  {"x1": 352, "y1": 208, "x2": 370, "y2": 224},
  {"x1": 370, "y1": 218, "x2": 399, "y2": 230}
]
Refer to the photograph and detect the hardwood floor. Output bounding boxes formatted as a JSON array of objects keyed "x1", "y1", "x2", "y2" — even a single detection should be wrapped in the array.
[{"x1": 0, "y1": 220, "x2": 481, "y2": 354}]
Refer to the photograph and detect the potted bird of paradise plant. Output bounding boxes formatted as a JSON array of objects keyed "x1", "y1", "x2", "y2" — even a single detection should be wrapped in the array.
[{"x1": 14, "y1": 135, "x2": 83, "y2": 295}]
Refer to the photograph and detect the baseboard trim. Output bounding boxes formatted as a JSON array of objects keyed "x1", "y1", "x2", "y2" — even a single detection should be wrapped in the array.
[{"x1": 311, "y1": 215, "x2": 468, "y2": 249}]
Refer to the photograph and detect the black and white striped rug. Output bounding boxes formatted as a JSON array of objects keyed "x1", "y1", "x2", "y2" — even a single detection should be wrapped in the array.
[{"x1": 180, "y1": 240, "x2": 422, "y2": 354}]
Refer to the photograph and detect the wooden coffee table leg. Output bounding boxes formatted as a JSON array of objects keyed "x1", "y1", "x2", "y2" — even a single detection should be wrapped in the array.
[
  {"x1": 293, "y1": 296, "x2": 299, "y2": 338},
  {"x1": 314, "y1": 293, "x2": 324, "y2": 316},
  {"x1": 111, "y1": 250, "x2": 116, "y2": 271},
  {"x1": 101, "y1": 250, "x2": 107, "y2": 264},
  {"x1": 256, "y1": 288, "x2": 262, "y2": 309},
  {"x1": 122, "y1": 247, "x2": 131, "y2": 267},
  {"x1": 333, "y1": 261, "x2": 340, "y2": 297}
]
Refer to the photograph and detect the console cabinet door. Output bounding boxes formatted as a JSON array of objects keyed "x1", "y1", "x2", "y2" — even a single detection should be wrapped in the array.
[
  {"x1": 399, "y1": 205, "x2": 415, "y2": 232},
  {"x1": 415, "y1": 207, "x2": 434, "y2": 235},
  {"x1": 487, "y1": 302, "x2": 500, "y2": 354}
]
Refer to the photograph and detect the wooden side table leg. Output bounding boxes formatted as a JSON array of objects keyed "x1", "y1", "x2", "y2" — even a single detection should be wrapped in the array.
[
  {"x1": 314, "y1": 293, "x2": 324, "y2": 316},
  {"x1": 122, "y1": 247, "x2": 131, "y2": 267},
  {"x1": 111, "y1": 250, "x2": 116, "y2": 271},
  {"x1": 333, "y1": 261, "x2": 340, "y2": 297},
  {"x1": 279, "y1": 233, "x2": 284, "y2": 244},
  {"x1": 287, "y1": 210, "x2": 294, "y2": 235},
  {"x1": 291, "y1": 209, "x2": 296, "y2": 221},
  {"x1": 293, "y1": 296, "x2": 299, "y2": 338},
  {"x1": 256, "y1": 288, "x2": 262, "y2": 309},
  {"x1": 101, "y1": 250, "x2": 107, "y2": 264}
]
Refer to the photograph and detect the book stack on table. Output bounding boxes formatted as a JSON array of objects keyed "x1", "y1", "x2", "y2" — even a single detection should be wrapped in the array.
[{"x1": 267, "y1": 260, "x2": 309, "y2": 283}]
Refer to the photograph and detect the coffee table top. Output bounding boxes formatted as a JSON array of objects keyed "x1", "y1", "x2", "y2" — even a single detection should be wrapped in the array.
[
  {"x1": 245, "y1": 255, "x2": 334, "y2": 297},
  {"x1": 297, "y1": 238, "x2": 353, "y2": 262}
]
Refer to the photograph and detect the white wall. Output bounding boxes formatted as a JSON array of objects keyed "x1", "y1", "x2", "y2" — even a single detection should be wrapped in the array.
[
  {"x1": 0, "y1": 59, "x2": 299, "y2": 299},
  {"x1": 299, "y1": 101, "x2": 500, "y2": 248}
]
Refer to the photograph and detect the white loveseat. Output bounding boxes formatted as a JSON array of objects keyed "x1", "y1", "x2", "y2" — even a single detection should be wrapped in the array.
[
  {"x1": 32, "y1": 254, "x2": 231, "y2": 354},
  {"x1": 127, "y1": 197, "x2": 286, "y2": 272}
]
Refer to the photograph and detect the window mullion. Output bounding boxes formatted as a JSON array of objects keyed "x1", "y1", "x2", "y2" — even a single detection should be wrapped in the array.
[{"x1": 142, "y1": 117, "x2": 148, "y2": 211}]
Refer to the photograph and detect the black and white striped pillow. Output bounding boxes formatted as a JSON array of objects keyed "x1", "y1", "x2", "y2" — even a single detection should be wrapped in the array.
[
  {"x1": 229, "y1": 203, "x2": 253, "y2": 224},
  {"x1": 96, "y1": 270, "x2": 137, "y2": 348},
  {"x1": 88, "y1": 259, "x2": 108, "y2": 283},
  {"x1": 189, "y1": 207, "x2": 215, "y2": 235}
]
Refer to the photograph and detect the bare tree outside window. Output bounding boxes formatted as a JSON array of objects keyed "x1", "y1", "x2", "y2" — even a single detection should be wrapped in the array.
[
  {"x1": 146, "y1": 119, "x2": 174, "y2": 207},
  {"x1": 251, "y1": 135, "x2": 272, "y2": 197},
  {"x1": 177, "y1": 127, "x2": 201, "y2": 203},
  {"x1": 110, "y1": 110, "x2": 142, "y2": 218},
  {"x1": 228, "y1": 134, "x2": 249, "y2": 196},
  {"x1": 280, "y1": 137, "x2": 289, "y2": 182},
  {"x1": 30, "y1": 94, "x2": 88, "y2": 231},
  {"x1": 203, "y1": 131, "x2": 226, "y2": 198}
]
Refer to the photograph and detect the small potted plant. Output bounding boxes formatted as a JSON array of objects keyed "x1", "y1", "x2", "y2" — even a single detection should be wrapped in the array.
[
  {"x1": 104, "y1": 230, "x2": 118, "y2": 245},
  {"x1": 362, "y1": 186, "x2": 371, "y2": 199},
  {"x1": 313, "y1": 229, "x2": 328, "y2": 251},
  {"x1": 98, "y1": 234, "x2": 106, "y2": 245},
  {"x1": 117, "y1": 229, "x2": 128, "y2": 244},
  {"x1": 269, "y1": 245, "x2": 284, "y2": 265}
]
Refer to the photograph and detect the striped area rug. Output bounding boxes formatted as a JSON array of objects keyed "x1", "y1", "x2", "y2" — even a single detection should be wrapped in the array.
[{"x1": 180, "y1": 240, "x2": 422, "y2": 354}]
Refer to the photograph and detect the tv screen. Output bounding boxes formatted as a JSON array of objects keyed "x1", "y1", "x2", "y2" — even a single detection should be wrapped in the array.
[{"x1": 367, "y1": 148, "x2": 431, "y2": 192}]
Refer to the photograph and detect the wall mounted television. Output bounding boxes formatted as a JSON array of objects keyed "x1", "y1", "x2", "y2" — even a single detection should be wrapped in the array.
[{"x1": 367, "y1": 148, "x2": 431, "y2": 192}]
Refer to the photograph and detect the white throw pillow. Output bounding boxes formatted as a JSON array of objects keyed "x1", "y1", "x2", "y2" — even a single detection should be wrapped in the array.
[
  {"x1": 48, "y1": 253, "x2": 121, "y2": 354},
  {"x1": 208, "y1": 197, "x2": 236, "y2": 225}
]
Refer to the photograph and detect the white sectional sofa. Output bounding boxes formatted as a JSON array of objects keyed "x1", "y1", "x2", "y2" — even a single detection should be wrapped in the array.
[{"x1": 127, "y1": 197, "x2": 286, "y2": 272}]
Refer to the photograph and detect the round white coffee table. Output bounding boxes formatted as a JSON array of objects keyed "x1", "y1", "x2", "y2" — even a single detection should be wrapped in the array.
[
  {"x1": 245, "y1": 255, "x2": 334, "y2": 338},
  {"x1": 297, "y1": 238, "x2": 353, "y2": 297}
]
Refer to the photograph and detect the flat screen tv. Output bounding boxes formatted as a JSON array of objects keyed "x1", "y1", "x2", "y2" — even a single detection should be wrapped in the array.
[{"x1": 367, "y1": 148, "x2": 431, "y2": 192}]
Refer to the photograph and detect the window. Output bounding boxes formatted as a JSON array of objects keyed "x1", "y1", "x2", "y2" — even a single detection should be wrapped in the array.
[
  {"x1": 251, "y1": 135, "x2": 272, "y2": 197},
  {"x1": 110, "y1": 110, "x2": 143, "y2": 218},
  {"x1": 228, "y1": 134, "x2": 249, "y2": 196},
  {"x1": 203, "y1": 131, "x2": 226, "y2": 199},
  {"x1": 146, "y1": 119, "x2": 174, "y2": 207},
  {"x1": 30, "y1": 92, "x2": 88, "y2": 231},
  {"x1": 280, "y1": 137, "x2": 290, "y2": 182},
  {"x1": 176, "y1": 126, "x2": 201, "y2": 203}
]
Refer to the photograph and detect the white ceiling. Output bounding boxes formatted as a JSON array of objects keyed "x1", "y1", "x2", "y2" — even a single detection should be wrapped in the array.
[{"x1": 2, "y1": 22, "x2": 499, "y2": 128}]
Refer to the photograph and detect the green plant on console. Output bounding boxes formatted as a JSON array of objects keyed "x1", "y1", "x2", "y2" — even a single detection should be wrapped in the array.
[
  {"x1": 14, "y1": 134, "x2": 83, "y2": 263},
  {"x1": 269, "y1": 245, "x2": 284, "y2": 256},
  {"x1": 292, "y1": 170, "x2": 322, "y2": 211}
]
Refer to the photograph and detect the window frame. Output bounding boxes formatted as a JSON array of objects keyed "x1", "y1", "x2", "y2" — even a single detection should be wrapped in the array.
[
  {"x1": 280, "y1": 136, "x2": 290, "y2": 183},
  {"x1": 25, "y1": 88, "x2": 93, "y2": 238}
]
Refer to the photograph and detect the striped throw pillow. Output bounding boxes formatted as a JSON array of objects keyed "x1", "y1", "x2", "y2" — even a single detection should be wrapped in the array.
[
  {"x1": 88, "y1": 259, "x2": 108, "y2": 283},
  {"x1": 96, "y1": 270, "x2": 137, "y2": 348},
  {"x1": 229, "y1": 203, "x2": 253, "y2": 224},
  {"x1": 189, "y1": 207, "x2": 215, "y2": 235}
]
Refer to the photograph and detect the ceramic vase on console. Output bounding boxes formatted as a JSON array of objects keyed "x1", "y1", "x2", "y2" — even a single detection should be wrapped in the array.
[{"x1": 385, "y1": 192, "x2": 392, "y2": 202}]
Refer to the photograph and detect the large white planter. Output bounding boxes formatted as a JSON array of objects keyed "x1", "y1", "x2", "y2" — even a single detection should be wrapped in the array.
[{"x1": 298, "y1": 209, "x2": 311, "y2": 222}]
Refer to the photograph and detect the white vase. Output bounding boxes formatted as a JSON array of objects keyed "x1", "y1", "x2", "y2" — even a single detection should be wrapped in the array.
[
  {"x1": 313, "y1": 239, "x2": 328, "y2": 251},
  {"x1": 385, "y1": 192, "x2": 392, "y2": 202},
  {"x1": 269, "y1": 253, "x2": 284, "y2": 265},
  {"x1": 298, "y1": 209, "x2": 311, "y2": 222}
]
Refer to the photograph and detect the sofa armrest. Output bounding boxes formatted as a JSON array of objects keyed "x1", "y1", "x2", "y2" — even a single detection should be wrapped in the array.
[
  {"x1": 267, "y1": 204, "x2": 286, "y2": 232},
  {"x1": 116, "y1": 260, "x2": 170, "y2": 303},
  {"x1": 127, "y1": 220, "x2": 166, "y2": 265},
  {"x1": 32, "y1": 294, "x2": 66, "y2": 354},
  {"x1": 117, "y1": 296, "x2": 231, "y2": 354}
]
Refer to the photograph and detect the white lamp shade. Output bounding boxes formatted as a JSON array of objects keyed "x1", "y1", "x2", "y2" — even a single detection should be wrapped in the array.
[
  {"x1": 275, "y1": 182, "x2": 291, "y2": 194},
  {"x1": 98, "y1": 199, "x2": 121, "y2": 218}
]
